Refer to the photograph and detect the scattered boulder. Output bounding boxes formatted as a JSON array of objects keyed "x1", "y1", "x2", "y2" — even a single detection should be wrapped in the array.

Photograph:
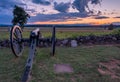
[
  {"x1": 71, "y1": 40, "x2": 78, "y2": 47},
  {"x1": 62, "y1": 39, "x2": 68, "y2": 46}
]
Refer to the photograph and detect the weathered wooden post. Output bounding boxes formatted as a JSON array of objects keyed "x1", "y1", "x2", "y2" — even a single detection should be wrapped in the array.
[
  {"x1": 21, "y1": 28, "x2": 40, "y2": 82},
  {"x1": 51, "y1": 26, "x2": 56, "y2": 56}
]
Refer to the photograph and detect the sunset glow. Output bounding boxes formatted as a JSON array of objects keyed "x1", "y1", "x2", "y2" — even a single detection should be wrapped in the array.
[
  {"x1": 0, "y1": 0, "x2": 120, "y2": 25},
  {"x1": 33, "y1": 17, "x2": 120, "y2": 25}
]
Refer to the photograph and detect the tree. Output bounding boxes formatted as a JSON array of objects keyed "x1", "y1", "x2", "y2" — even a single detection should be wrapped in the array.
[
  {"x1": 12, "y1": 5, "x2": 30, "y2": 29},
  {"x1": 108, "y1": 24, "x2": 114, "y2": 30}
]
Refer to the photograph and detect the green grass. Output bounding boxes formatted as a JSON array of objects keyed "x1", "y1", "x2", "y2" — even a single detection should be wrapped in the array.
[
  {"x1": 0, "y1": 29, "x2": 112, "y2": 40},
  {"x1": 0, "y1": 32, "x2": 9, "y2": 40},
  {"x1": 0, "y1": 28, "x2": 119, "y2": 82},
  {"x1": 0, "y1": 45, "x2": 120, "y2": 82},
  {"x1": 55, "y1": 31, "x2": 111, "y2": 39}
]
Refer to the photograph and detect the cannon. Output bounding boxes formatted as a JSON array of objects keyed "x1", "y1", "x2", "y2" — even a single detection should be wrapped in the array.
[
  {"x1": 10, "y1": 25, "x2": 56, "y2": 57},
  {"x1": 10, "y1": 25, "x2": 56, "y2": 82}
]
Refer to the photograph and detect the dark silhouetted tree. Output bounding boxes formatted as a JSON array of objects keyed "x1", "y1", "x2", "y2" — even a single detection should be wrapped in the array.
[
  {"x1": 12, "y1": 5, "x2": 30, "y2": 29},
  {"x1": 108, "y1": 24, "x2": 114, "y2": 30}
]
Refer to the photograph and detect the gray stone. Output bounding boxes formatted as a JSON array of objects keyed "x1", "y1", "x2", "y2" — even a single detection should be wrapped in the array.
[
  {"x1": 62, "y1": 39, "x2": 68, "y2": 45},
  {"x1": 71, "y1": 40, "x2": 77, "y2": 47}
]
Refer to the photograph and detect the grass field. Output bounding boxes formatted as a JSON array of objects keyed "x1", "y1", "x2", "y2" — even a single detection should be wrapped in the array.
[
  {"x1": 0, "y1": 27, "x2": 120, "y2": 82},
  {"x1": 0, "y1": 27, "x2": 112, "y2": 40},
  {"x1": 0, "y1": 45, "x2": 120, "y2": 82}
]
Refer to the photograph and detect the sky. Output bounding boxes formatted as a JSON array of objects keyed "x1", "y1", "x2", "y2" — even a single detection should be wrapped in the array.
[{"x1": 0, "y1": 0, "x2": 120, "y2": 25}]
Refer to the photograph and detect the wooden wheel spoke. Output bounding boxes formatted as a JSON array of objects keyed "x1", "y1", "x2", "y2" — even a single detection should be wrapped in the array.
[{"x1": 14, "y1": 32, "x2": 19, "y2": 39}]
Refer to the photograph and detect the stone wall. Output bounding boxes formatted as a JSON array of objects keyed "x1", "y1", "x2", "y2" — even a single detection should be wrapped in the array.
[{"x1": 1, "y1": 34, "x2": 120, "y2": 48}]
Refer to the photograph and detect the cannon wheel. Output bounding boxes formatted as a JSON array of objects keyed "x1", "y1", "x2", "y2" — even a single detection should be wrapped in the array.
[
  {"x1": 10, "y1": 25, "x2": 24, "y2": 57},
  {"x1": 51, "y1": 26, "x2": 56, "y2": 56}
]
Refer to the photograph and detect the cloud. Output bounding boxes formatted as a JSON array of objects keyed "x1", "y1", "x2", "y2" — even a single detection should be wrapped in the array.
[
  {"x1": 114, "y1": 16, "x2": 120, "y2": 18},
  {"x1": 112, "y1": 22, "x2": 120, "y2": 25},
  {"x1": 91, "y1": 0, "x2": 102, "y2": 5},
  {"x1": 72, "y1": 0, "x2": 102, "y2": 13},
  {"x1": 94, "y1": 16, "x2": 109, "y2": 19},
  {"x1": 0, "y1": 0, "x2": 26, "y2": 9},
  {"x1": 0, "y1": 0, "x2": 27, "y2": 24},
  {"x1": 0, "y1": 0, "x2": 26, "y2": 15},
  {"x1": 29, "y1": 12, "x2": 89, "y2": 23},
  {"x1": 32, "y1": 0, "x2": 51, "y2": 5},
  {"x1": 72, "y1": 0, "x2": 89, "y2": 13},
  {"x1": 54, "y1": 2, "x2": 70, "y2": 13},
  {"x1": 97, "y1": 11, "x2": 102, "y2": 15}
]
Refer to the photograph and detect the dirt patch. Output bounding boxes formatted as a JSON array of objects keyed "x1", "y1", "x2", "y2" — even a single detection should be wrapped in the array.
[
  {"x1": 54, "y1": 64, "x2": 74, "y2": 73},
  {"x1": 98, "y1": 59, "x2": 120, "y2": 79}
]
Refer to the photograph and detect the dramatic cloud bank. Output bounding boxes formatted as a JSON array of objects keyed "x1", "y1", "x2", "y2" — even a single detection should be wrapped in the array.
[
  {"x1": 0, "y1": 0, "x2": 120, "y2": 24},
  {"x1": 0, "y1": 0, "x2": 102, "y2": 15}
]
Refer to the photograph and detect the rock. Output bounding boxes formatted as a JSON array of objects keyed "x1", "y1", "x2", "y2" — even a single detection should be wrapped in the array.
[
  {"x1": 71, "y1": 40, "x2": 78, "y2": 47},
  {"x1": 62, "y1": 39, "x2": 68, "y2": 46},
  {"x1": 112, "y1": 37, "x2": 117, "y2": 41}
]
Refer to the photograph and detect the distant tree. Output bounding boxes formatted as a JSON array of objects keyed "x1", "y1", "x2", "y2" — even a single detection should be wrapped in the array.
[
  {"x1": 12, "y1": 5, "x2": 30, "y2": 29},
  {"x1": 108, "y1": 24, "x2": 114, "y2": 30}
]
